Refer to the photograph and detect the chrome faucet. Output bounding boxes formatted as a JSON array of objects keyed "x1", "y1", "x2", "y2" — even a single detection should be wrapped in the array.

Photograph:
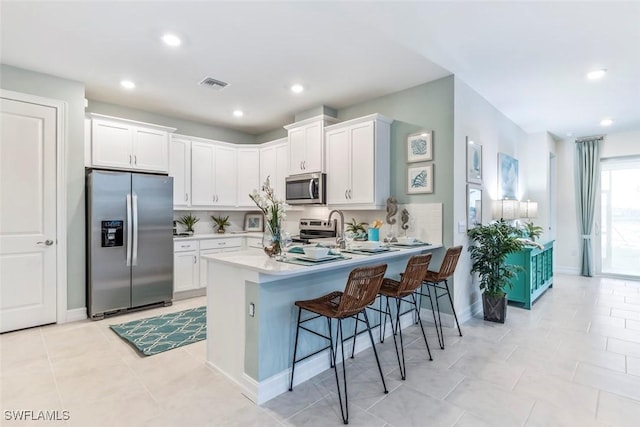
[{"x1": 328, "y1": 210, "x2": 346, "y2": 249}]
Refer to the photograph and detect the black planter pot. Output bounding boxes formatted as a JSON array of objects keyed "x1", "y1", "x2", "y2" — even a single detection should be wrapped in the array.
[{"x1": 482, "y1": 293, "x2": 508, "y2": 323}]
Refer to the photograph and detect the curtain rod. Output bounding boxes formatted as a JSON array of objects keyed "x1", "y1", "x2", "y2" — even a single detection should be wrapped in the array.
[{"x1": 575, "y1": 135, "x2": 604, "y2": 142}]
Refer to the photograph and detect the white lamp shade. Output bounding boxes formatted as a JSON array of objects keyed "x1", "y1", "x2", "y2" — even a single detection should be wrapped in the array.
[
  {"x1": 493, "y1": 199, "x2": 519, "y2": 220},
  {"x1": 519, "y1": 200, "x2": 538, "y2": 218}
]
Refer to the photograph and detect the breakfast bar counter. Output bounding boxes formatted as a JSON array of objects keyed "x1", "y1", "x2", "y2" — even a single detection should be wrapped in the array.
[{"x1": 202, "y1": 244, "x2": 441, "y2": 404}]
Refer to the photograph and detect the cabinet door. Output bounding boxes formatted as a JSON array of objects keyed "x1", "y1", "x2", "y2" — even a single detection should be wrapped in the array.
[
  {"x1": 199, "y1": 248, "x2": 223, "y2": 288},
  {"x1": 274, "y1": 144, "x2": 288, "y2": 199},
  {"x1": 91, "y1": 119, "x2": 132, "y2": 169},
  {"x1": 237, "y1": 147, "x2": 260, "y2": 207},
  {"x1": 174, "y1": 251, "x2": 199, "y2": 292},
  {"x1": 288, "y1": 127, "x2": 306, "y2": 175},
  {"x1": 132, "y1": 127, "x2": 168, "y2": 172},
  {"x1": 348, "y1": 121, "x2": 375, "y2": 204},
  {"x1": 213, "y1": 145, "x2": 237, "y2": 206},
  {"x1": 169, "y1": 138, "x2": 191, "y2": 207},
  {"x1": 326, "y1": 128, "x2": 351, "y2": 204},
  {"x1": 260, "y1": 145, "x2": 276, "y2": 187},
  {"x1": 303, "y1": 122, "x2": 323, "y2": 172},
  {"x1": 191, "y1": 142, "x2": 215, "y2": 206}
]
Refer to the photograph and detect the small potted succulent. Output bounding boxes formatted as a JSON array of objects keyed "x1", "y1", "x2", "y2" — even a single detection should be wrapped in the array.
[
  {"x1": 211, "y1": 215, "x2": 231, "y2": 234},
  {"x1": 177, "y1": 213, "x2": 199, "y2": 236}
]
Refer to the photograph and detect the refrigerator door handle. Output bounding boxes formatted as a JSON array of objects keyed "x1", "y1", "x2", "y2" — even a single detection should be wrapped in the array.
[
  {"x1": 132, "y1": 193, "x2": 139, "y2": 266},
  {"x1": 126, "y1": 193, "x2": 133, "y2": 267}
]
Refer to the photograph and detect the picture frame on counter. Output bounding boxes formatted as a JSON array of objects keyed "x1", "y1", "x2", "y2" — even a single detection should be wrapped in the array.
[
  {"x1": 407, "y1": 162, "x2": 434, "y2": 194},
  {"x1": 466, "y1": 137, "x2": 483, "y2": 184},
  {"x1": 244, "y1": 213, "x2": 264, "y2": 232},
  {"x1": 467, "y1": 184, "x2": 483, "y2": 229},
  {"x1": 407, "y1": 130, "x2": 433, "y2": 163}
]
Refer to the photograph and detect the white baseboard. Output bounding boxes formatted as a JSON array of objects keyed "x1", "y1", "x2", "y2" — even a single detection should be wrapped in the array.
[
  {"x1": 555, "y1": 266, "x2": 580, "y2": 275},
  {"x1": 64, "y1": 307, "x2": 87, "y2": 323}
]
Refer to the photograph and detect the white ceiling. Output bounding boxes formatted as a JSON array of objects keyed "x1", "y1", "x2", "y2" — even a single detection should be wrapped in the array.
[{"x1": 2, "y1": 1, "x2": 639, "y2": 139}]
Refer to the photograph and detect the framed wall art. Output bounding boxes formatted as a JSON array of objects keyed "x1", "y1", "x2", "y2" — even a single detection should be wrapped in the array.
[
  {"x1": 407, "y1": 163, "x2": 434, "y2": 194},
  {"x1": 498, "y1": 152, "x2": 518, "y2": 199},
  {"x1": 467, "y1": 184, "x2": 483, "y2": 229},
  {"x1": 244, "y1": 213, "x2": 264, "y2": 232},
  {"x1": 407, "y1": 130, "x2": 433, "y2": 162},
  {"x1": 466, "y1": 137, "x2": 482, "y2": 184}
]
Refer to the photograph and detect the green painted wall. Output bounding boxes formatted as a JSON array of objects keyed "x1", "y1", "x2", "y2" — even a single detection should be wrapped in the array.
[
  {"x1": 1, "y1": 64, "x2": 86, "y2": 309},
  {"x1": 87, "y1": 100, "x2": 256, "y2": 144},
  {"x1": 336, "y1": 76, "x2": 455, "y2": 249}
]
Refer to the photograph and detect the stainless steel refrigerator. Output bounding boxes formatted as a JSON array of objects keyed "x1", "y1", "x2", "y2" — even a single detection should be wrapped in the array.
[{"x1": 86, "y1": 170, "x2": 173, "y2": 319}]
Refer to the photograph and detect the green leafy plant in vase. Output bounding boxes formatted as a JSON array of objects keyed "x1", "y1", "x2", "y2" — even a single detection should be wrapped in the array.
[
  {"x1": 177, "y1": 213, "x2": 199, "y2": 235},
  {"x1": 211, "y1": 215, "x2": 231, "y2": 234},
  {"x1": 345, "y1": 218, "x2": 368, "y2": 240},
  {"x1": 523, "y1": 221, "x2": 543, "y2": 241},
  {"x1": 467, "y1": 219, "x2": 524, "y2": 323}
]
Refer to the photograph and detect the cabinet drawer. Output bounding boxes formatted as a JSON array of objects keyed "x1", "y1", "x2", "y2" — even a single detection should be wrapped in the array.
[
  {"x1": 174, "y1": 241, "x2": 199, "y2": 252},
  {"x1": 200, "y1": 238, "x2": 241, "y2": 250}
]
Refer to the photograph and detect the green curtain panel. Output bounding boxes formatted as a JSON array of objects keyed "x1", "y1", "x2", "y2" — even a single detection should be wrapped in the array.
[{"x1": 574, "y1": 137, "x2": 602, "y2": 276}]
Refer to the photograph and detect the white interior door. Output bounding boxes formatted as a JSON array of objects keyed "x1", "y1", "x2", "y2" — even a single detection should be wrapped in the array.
[{"x1": 0, "y1": 97, "x2": 57, "y2": 333}]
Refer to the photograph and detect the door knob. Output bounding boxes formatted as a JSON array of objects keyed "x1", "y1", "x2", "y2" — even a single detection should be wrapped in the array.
[{"x1": 37, "y1": 239, "x2": 54, "y2": 246}]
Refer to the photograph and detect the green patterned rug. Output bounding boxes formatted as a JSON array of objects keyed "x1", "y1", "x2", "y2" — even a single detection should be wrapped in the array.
[{"x1": 110, "y1": 306, "x2": 206, "y2": 356}]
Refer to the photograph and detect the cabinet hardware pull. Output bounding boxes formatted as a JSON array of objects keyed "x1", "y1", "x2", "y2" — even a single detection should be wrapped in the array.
[
  {"x1": 181, "y1": 245, "x2": 189, "y2": 248},
  {"x1": 344, "y1": 190, "x2": 348, "y2": 199},
  {"x1": 185, "y1": 193, "x2": 188, "y2": 202},
  {"x1": 193, "y1": 255, "x2": 197, "y2": 264},
  {"x1": 134, "y1": 155, "x2": 137, "y2": 165},
  {"x1": 129, "y1": 154, "x2": 132, "y2": 164}
]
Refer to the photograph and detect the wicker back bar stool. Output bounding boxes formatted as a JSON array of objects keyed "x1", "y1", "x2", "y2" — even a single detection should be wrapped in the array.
[
  {"x1": 419, "y1": 245, "x2": 463, "y2": 349},
  {"x1": 289, "y1": 264, "x2": 388, "y2": 425},
  {"x1": 376, "y1": 254, "x2": 433, "y2": 380}
]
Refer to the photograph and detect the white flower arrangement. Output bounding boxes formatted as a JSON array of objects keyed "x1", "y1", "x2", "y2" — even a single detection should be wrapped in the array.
[{"x1": 249, "y1": 176, "x2": 287, "y2": 233}]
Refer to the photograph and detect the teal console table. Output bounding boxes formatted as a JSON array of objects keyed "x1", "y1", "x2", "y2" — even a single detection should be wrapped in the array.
[{"x1": 506, "y1": 240, "x2": 554, "y2": 309}]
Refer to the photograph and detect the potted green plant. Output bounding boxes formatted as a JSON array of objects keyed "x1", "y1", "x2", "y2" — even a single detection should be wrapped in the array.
[
  {"x1": 345, "y1": 218, "x2": 368, "y2": 240},
  {"x1": 467, "y1": 219, "x2": 524, "y2": 323},
  {"x1": 211, "y1": 215, "x2": 231, "y2": 234},
  {"x1": 522, "y1": 221, "x2": 543, "y2": 241},
  {"x1": 177, "y1": 213, "x2": 199, "y2": 236}
]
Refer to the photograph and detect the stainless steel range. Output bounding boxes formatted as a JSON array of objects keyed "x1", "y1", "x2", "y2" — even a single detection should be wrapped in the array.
[{"x1": 292, "y1": 218, "x2": 337, "y2": 244}]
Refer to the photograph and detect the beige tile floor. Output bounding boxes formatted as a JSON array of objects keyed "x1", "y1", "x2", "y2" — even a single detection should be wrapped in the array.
[{"x1": 2, "y1": 274, "x2": 640, "y2": 426}]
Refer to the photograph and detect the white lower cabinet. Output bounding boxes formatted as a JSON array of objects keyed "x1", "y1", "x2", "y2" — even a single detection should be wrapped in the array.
[
  {"x1": 245, "y1": 236, "x2": 263, "y2": 249},
  {"x1": 173, "y1": 241, "x2": 200, "y2": 293},
  {"x1": 198, "y1": 238, "x2": 242, "y2": 287}
]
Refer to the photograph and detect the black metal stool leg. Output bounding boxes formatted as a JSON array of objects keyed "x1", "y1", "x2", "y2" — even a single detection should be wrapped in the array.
[
  {"x1": 444, "y1": 280, "x2": 463, "y2": 337},
  {"x1": 395, "y1": 298, "x2": 407, "y2": 380},
  {"x1": 425, "y1": 283, "x2": 444, "y2": 349},
  {"x1": 350, "y1": 312, "x2": 359, "y2": 359},
  {"x1": 386, "y1": 297, "x2": 403, "y2": 379},
  {"x1": 434, "y1": 285, "x2": 446, "y2": 349},
  {"x1": 362, "y1": 309, "x2": 389, "y2": 394},
  {"x1": 331, "y1": 318, "x2": 349, "y2": 424},
  {"x1": 328, "y1": 317, "x2": 335, "y2": 368},
  {"x1": 411, "y1": 293, "x2": 433, "y2": 360},
  {"x1": 289, "y1": 307, "x2": 302, "y2": 391}
]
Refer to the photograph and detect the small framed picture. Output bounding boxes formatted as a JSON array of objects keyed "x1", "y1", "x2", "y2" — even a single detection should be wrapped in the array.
[
  {"x1": 498, "y1": 152, "x2": 518, "y2": 199},
  {"x1": 244, "y1": 213, "x2": 264, "y2": 232},
  {"x1": 407, "y1": 163, "x2": 434, "y2": 194},
  {"x1": 466, "y1": 137, "x2": 482, "y2": 184},
  {"x1": 467, "y1": 184, "x2": 483, "y2": 229},
  {"x1": 407, "y1": 131, "x2": 433, "y2": 162}
]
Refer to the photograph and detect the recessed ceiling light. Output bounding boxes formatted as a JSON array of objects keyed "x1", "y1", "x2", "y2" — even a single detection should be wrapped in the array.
[
  {"x1": 120, "y1": 80, "x2": 135, "y2": 89},
  {"x1": 161, "y1": 33, "x2": 182, "y2": 47},
  {"x1": 233, "y1": 110, "x2": 244, "y2": 118},
  {"x1": 600, "y1": 118, "x2": 613, "y2": 126},
  {"x1": 468, "y1": 140, "x2": 475, "y2": 145},
  {"x1": 587, "y1": 69, "x2": 607, "y2": 80},
  {"x1": 290, "y1": 84, "x2": 304, "y2": 94}
]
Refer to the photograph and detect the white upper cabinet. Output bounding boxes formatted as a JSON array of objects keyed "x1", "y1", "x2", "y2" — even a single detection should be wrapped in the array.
[
  {"x1": 89, "y1": 114, "x2": 175, "y2": 173},
  {"x1": 236, "y1": 146, "x2": 261, "y2": 207},
  {"x1": 190, "y1": 139, "x2": 237, "y2": 208},
  {"x1": 325, "y1": 114, "x2": 392, "y2": 210},
  {"x1": 284, "y1": 115, "x2": 338, "y2": 175},
  {"x1": 259, "y1": 138, "x2": 288, "y2": 201},
  {"x1": 169, "y1": 136, "x2": 191, "y2": 208}
]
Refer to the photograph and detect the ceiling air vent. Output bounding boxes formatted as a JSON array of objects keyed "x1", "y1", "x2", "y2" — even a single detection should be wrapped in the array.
[{"x1": 198, "y1": 77, "x2": 229, "y2": 91}]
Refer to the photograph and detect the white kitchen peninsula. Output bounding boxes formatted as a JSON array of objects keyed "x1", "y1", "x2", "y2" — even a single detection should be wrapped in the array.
[{"x1": 202, "y1": 244, "x2": 441, "y2": 404}]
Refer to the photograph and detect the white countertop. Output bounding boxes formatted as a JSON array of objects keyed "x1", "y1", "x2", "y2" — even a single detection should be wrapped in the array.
[
  {"x1": 173, "y1": 232, "x2": 263, "y2": 241},
  {"x1": 201, "y1": 244, "x2": 442, "y2": 278}
]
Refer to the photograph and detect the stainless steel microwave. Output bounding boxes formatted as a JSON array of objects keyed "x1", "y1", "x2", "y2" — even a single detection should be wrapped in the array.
[{"x1": 285, "y1": 173, "x2": 326, "y2": 205}]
